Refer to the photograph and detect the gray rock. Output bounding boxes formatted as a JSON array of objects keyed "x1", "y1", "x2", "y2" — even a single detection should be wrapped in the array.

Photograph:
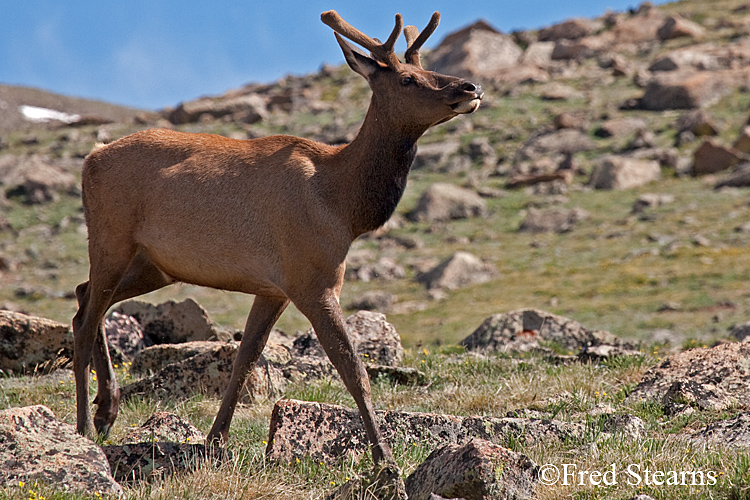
[
  {"x1": 345, "y1": 290, "x2": 396, "y2": 311},
  {"x1": 408, "y1": 183, "x2": 487, "y2": 222},
  {"x1": 589, "y1": 156, "x2": 661, "y2": 190},
  {"x1": 519, "y1": 207, "x2": 589, "y2": 233},
  {"x1": 692, "y1": 411, "x2": 750, "y2": 448},
  {"x1": 430, "y1": 21, "x2": 522, "y2": 80},
  {"x1": 0, "y1": 155, "x2": 78, "y2": 204},
  {"x1": 405, "y1": 439, "x2": 537, "y2": 500},
  {"x1": 121, "y1": 342, "x2": 287, "y2": 403},
  {"x1": 293, "y1": 311, "x2": 404, "y2": 367},
  {"x1": 0, "y1": 310, "x2": 72, "y2": 374},
  {"x1": 417, "y1": 251, "x2": 498, "y2": 291},
  {"x1": 119, "y1": 411, "x2": 205, "y2": 445},
  {"x1": 266, "y1": 399, "x2": 584, "y2": 465},
  {"x1": 102, "y1": 441, "x2": 229, "y2": 484},
  {"x1": 0, "y1": 405, "x2": 121, "y2": 495},
  {"x1": 113, "y1": 298, "x2": 219, "y2": 344},
  {"x1": 632, "y1": 193, "x2": 675, "y2": 213},
  {"x1": 625, "y1": 342, "x2": 750, "y2": 411},
  {"x1": 730, "y1": 322, "x2": 750, "y2": 342},
  {"x1": 104, "y1": 311, "x2": 148, "y2": 362},
  {"x1": 461, "y1": 308, "x2": 627, "y2": 354}
]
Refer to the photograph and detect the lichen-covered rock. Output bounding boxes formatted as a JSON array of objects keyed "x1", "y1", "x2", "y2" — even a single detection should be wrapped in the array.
[
  {"x1": 120, "y1": 412, "x2": 206, "y2": 445},
  {"x1": 405, "y1": 439, "x2": 538, "y2": 500},
  {"x1": 625, "y1": 343, "x2": 750, "y2": 411},
  {"x1": 130, "y1": 340, "x2": 229, "y2": 374},
  {"x1": 0, "y1": 405, "x2": 121, "y2": 495},
  {"x1": 0, "y1": 310, "x2": 72, "y2": 373},
  {"x1": 326, "y1": 463, "x2": 407, "y2": 500},
  {"x1": 121, "y1": 342, "x2": 287, "y2": 403},
  {"x1": 113, "y1": 298, "x2": 219, "y2": 344},
  {"x1": 266, "y1": 399, "x2": 584, "y2": 465},
  {"x1": 102, "y1": 441, "x2": 229, "y2": 483},
  {"x1": 461, "y1": 308, "x2": 626, "y2": 354},
  {"x1": 292, "y1": 311, "x2": 404, "y2": 367},
  {"x1": 692, "y1": 412, "x2": 750, "y2": 448},
  {"x1": 417, "y1": 251, "x2": 498, "y2": 291},
  {"x1": 104, "y1": 311, "x2": 148, "y2": 363}
]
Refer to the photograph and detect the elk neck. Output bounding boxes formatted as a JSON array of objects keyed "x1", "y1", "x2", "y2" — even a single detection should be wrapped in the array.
[{"x1": 331, "y1": 94, "x2": 431, "y2": 238}]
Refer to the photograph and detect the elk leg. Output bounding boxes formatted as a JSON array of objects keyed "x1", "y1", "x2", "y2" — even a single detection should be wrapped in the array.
[
  {"x1": 72, "y1": 249, "x2": 136, "y2": 438},
  {"x1": 207, "y1": 295, "x2": 290, "y2": 444},
  {"x1": 297, "y1": 291, "x2": 394, "y2": 465},
  {"x1": 74, "y1": 248, "x2": 170, "y2": 437}
]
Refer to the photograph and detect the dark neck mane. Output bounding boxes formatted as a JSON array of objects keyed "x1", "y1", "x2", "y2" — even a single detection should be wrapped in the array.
[{"x1": 340, "y1": 99, "x2": 427, "y2": 237}]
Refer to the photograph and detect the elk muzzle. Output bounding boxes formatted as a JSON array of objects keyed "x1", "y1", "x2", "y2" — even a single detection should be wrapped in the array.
[{"x1": 451, "y1": 82, "x2": 484, "y2": 114}]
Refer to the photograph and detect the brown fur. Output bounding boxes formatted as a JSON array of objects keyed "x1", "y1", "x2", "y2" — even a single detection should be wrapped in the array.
[{"x1": 72, "y1": 10, "x2": 483, "y2": 466}]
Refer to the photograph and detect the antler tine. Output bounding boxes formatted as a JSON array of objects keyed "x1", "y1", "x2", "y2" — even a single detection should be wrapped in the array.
[
  {"x1": 321, "y1": 10, "x2": 402, "y2": 67},
  {"x1": 404, "y1": 11, "x2": 440, "y2": 68}
]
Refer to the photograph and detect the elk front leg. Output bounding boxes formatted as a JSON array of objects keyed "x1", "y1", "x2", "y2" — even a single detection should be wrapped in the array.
[
  {"x1": 207, "y1": 295, "x2": 289, "y2": 444},
  {"x1": 297, "y1": 291, "x2": 394, "y2": 465}
]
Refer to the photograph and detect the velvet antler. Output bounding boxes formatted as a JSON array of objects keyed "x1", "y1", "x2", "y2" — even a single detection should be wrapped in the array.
[
  {"x1": 404, "y1": 11, "x2": 440, "y2": 69},
  {"x1": 321, "y1": 10, "x2": 403, "y2": 68}
]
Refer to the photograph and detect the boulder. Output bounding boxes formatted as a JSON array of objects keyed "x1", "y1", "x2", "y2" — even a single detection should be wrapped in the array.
[
  {"x1": 0, "y1": 155, "x2": 78, "y2": 204},
  {"x1": 408, "y1": 183, "x2": 487, "y2": 222},
  {"x1": 412, "y1": 140, "x2": 462, "y2": 171},
  {"x1": 715, "y1": 163, "x2": 750, "y2": 189},
  {"x1": 293, "y1": 311, "x2": 404, "y2": 367},
  {"x1": 632, "y1": 193, "x2": 675, "y2": 213},
  {"x1": 610, "y1": 5, "x2": 666, "y2": 44},
  {"x1": 538, "y1": 18, "x2": 601, "y2": 42},
  {"x1": 345, "y1": 290, "x2": 396, "y2": 312},
  {"x1": 648, "y1": 48, "x2": 721, "y2": 73},
  {"x1": 121, "y1": 342, "x2": 287, "y2": 403},
  {"x1": 130, "y1": 340, "x2": 232, "y2": 374},
  {"x1": 518, "y1": 207, "x2": 589, "y2": 234},
  {"x1": 0, "y1": 405, "x2": 121, "y2": 495},
  {"x1": 345, "y1": 256, "x2": 406, "y2": 282},
  {"x1": 417, "y1": 251, "x2": 498, "y2": 291},
  {"x1": 265, "y1": 399, "x2": 584, "y2": 465},
  {"x1": 113, "y1": 298, "x2": 218, "y2": 344},
  {"x1": 734, "y1": 126, "x2": 750, "y2": 154},
  {"x1": 104, "y1": 311, "x2": 148, "y2": 362},
  {"x1": 429, "y1": 21, "x2": 522, "y2": 80},
  {"x1": 730, "y1": 322, "x2": 750, "y2": 342},
  {"x1": 461, "y1": 308, "x2": 626, "y2": 354},
  {"x1": 675, "y1": 109, "x2": 719, "y2": 137},
  {"x1": 625, "y1": 342, "x2": 750, "y2": 411},
  {"x1": 594, "y1": 117, "x2": 647, "y2": 138},
  {"x1": 639, "y1": 70, "x2": 739, "y2": 110},
  {"x1": 692, "y1": 412, "x2": 750, "y2": 447},
  {"x1": 119, "y1": 411, "x2": 206, "y2": 445},
  {"x1": 0, "y1": 310, "x2": 72, "y2": 373},
  {"x1": 657, "y1": 15, "x2": 706, "y2": 41},
  {"x1": 167, "y1": 93, "x2": 268, "y2": 125},
  {"x1": 405, "y1": 439, "x2": 538, "y2": 500},
  {"x1": 589, "y1": 156, "x2": 661, "y2": 190},
  {"x1": 692, "y1": 138, "x2": 743, "y2": 176},
  {"x1": 102, "y1": 441, "x2": 228, "y2": 483}
]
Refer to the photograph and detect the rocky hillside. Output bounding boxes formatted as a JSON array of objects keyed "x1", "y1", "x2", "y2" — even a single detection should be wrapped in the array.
[{"x1": 3, "y1": 0, "x2": 750, "y2": 347}]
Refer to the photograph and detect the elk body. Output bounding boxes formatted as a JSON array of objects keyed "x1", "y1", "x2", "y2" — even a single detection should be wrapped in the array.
[{"x1": 73, "y1": 10, "x2": 482, "y2": 465}]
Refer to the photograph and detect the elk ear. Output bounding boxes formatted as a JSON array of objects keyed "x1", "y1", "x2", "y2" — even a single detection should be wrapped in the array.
[{"x1": 335, "y1": 33, "x2": 381, "y2": 80}]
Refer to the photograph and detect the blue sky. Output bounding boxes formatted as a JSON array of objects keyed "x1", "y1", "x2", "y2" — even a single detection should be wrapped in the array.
[{"x1": 1, "y1": 1, "x2": 668, "y2": 110}]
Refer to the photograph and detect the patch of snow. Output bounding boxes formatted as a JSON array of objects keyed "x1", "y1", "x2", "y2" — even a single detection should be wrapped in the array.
[{"x1": 19, "y1": 105, "x2": 80, "y2": 123}]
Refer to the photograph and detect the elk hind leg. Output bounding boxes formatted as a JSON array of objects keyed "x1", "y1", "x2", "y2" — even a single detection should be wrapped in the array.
[
  {"x1": 207, "y1": 295, "x2": 289, "y2": 444},
  {"x1": 74, "y1": 248, "x2": 172, "y2": 437}
]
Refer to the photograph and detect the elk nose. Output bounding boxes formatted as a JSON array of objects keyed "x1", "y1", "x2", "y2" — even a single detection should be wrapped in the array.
[{"x1": 461, "y1": 81, "x2": 483, "y2": 97}]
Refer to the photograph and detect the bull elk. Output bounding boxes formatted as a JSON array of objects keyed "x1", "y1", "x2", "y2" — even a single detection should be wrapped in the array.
[{"x1": 72, "y1": 10, "x2": 483, "y2": 467}]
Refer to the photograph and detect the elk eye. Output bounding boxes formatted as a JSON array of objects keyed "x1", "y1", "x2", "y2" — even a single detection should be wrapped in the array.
[{"x1": 401, "y1": 76, "x2": 414, "y2": 86}]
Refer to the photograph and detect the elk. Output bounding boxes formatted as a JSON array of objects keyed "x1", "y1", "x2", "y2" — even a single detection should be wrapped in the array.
[{"x1": 72, "y1": 10, "x2": 483, "y2": 466}]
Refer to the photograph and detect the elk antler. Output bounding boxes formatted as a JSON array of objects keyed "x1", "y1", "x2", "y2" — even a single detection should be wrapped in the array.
[
  {"x1": 404, "y1": 11, "x2": 440, "y2": 69},
  {"x1": 321, "y1": 10, "x2": 403, "y2": 68}
]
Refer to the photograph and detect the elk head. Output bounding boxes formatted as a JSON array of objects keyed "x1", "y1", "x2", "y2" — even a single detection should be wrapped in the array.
[{"x1": 321, "y1": 10, "x2": 483, "y2": 135}]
